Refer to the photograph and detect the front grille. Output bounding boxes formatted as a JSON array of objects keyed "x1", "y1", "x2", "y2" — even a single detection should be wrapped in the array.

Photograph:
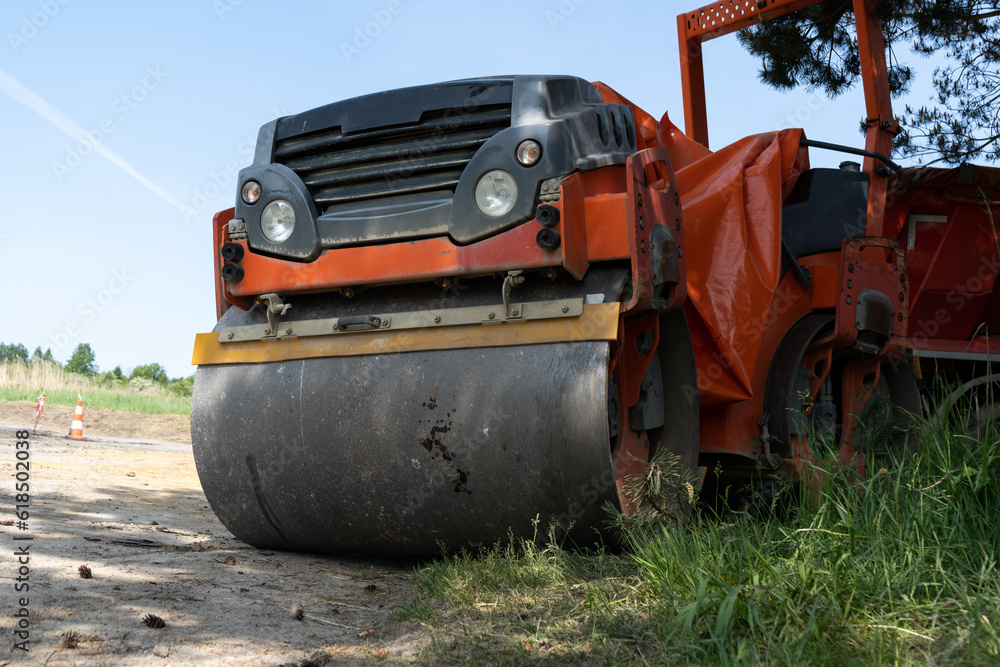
[{"x1": 273, "y1": 104, "x2": 512, "y2": 212}]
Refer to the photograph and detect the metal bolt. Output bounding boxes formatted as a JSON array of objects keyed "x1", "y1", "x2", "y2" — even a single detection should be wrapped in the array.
[
  {"x1": 638, "y1": 218, "x2": 644, "y2": 230},
  {"x1": 264, "y1": 327, "x2": 271, "y2": 335},
  {"x1": 637, "y1": 194, "x2": 643, "y2": 208},
  {"x1": 899, "y1": 292, "x2": 905, "y2": 302},
  {"x1": 846, "y1": 296, "x2": 852, "y2": 305},
  {"x1": 511, "y1": 307, "x2": 519, "y2": 316},
  {"x1": 847, "y1": 279, "x2": 853, "y2": 289},
  {"x1": 640, "y1": 241, "x2": 646, "y2": 252},
  {"x1": 434, "y1": 315, "x2": 441, "y2": 323},
  {"x1": 897, "y1": 312, "x2": 903, "y2": 322},
  {"x1": 285, "y1": 327, "x2": 292, "y2": 335},
  {"x1": 227, "y1": 331, "x2": 234, "y2": 339},
  {"x1": 848, "y1": 264, "x2": 854, "y2": 273},
  {"x1": 561, "y1": 305, "x2": 569, "y2": 313},
  {"x1": 488, "y1": 312, "x2": 495, "y2": 319}
]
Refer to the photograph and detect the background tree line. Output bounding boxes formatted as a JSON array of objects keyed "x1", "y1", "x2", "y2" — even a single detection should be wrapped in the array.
[{"x1": 0, "y1": 340, "x2": 193, "y2": 397}]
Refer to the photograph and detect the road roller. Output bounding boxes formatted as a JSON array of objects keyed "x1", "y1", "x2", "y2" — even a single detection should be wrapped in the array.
[
  {"x1": 190, "y1": 66, "x2": 921, "y2": 553},
  {"x1": 191, "y1": 76, "x2": 697, "y2": 554}
]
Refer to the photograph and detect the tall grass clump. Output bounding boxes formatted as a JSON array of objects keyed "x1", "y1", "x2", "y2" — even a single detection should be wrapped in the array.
[
  {"x1": 0, "y1": 359, "x2": 190, "y2": 415},
  {"x1": 623, "y1": 402, "x2": 1000, "y2": 665},
  {"x1": 403, "y1": 396, "x2": 1000, "y2": 665}
]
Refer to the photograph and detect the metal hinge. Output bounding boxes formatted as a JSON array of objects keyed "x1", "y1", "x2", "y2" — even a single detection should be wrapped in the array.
[
  {"x1": 502, "y1": 271, "x2": 526, "y2": 319},
  {"x1": 259, "y1": 293, "x2": 291, "y2": 337},
  {"x1": 228, "y1": 218, "x2": 247, "y2": 241}
]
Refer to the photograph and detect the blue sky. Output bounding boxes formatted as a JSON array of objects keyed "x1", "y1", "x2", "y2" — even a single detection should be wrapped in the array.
[{"x1": 0, "y1": 0, "x2": 946, "y2": 378}]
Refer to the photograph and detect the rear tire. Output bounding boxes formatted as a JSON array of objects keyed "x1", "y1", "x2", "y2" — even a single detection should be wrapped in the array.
[{"x1": 764, "y1": 315, "x2": 920, "y2": 469}]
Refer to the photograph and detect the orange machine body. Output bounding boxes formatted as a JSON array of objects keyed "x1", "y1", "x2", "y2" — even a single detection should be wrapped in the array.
[
  {"x1": 211, "y1": 78, "x2": 910, "y2": 473},
  {"x1": 213, "y1": 165, "x2": 634, "y2": 319},
  {"x1": 885, "y1": 168, "x2": 1000, "y2": 371},
  {"x1": 610, "y1": 87, "x2": 909, "y2": 469},
  {"x1": 677, "y1": 0, "x2": 1000, "y2": 391}
]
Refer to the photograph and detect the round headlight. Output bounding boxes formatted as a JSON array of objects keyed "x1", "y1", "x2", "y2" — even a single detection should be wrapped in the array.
[
  {"x1": 475, "y1": 170, "x2": 518, "y2": 218},
  {"x1": 260, "y1": 199, "x2": 295, "y2": 243},
  {"x1": 516, "y1": 140, "x2": 542, "y2": 166},
  {"x1": 241, "y1": 180, "x2": 261, "y2": 204}
]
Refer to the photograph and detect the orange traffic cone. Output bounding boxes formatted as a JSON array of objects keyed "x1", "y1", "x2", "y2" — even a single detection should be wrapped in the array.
[{"x1": 67, "y1": 393, "x2": 87, "y2": 441}]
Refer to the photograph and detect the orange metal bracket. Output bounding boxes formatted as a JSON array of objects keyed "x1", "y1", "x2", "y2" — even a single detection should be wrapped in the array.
[
  {"x1": 618, "y1": 316, "x2": 660, "y2": 409},
  {"x1": 559, "y1": 172, "x2": 590, "y2": 279},
  {"x1": 212, "y1": 209, "x2": 230, "y2": 321},
  {"x1": 813, "y1": 236, "x2": 909, "y2": 355},
  {"x1": 622, "y1": 147, "x2": 686, "y2": 313},
  {"x1": 838, "y1": 358, "x2": 882, "y2": 474},
  {"x1": 212, "y1": 208, "x2": 254, "y2": 319}
]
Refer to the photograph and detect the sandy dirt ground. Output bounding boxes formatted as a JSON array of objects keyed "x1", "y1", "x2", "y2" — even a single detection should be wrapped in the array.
[
  {"x1": 0, "y1": 410, "x2": 429, "y2": 666},
  {"x1": 0, "y1": 402, "x2": 192, "y2": 446}
]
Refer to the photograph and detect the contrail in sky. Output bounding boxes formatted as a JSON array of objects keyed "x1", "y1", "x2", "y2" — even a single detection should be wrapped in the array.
[{"x1": 0, "y1": 67, "x2": 191, "y2": 216}]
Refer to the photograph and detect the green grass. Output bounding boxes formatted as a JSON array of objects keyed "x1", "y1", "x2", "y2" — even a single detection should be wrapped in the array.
[
  {"x1": 397, "y1": 532, "x2": 645, "y2": 664},
  {"x1": 0, "y1": 359, "x2": 191, "y2": 415},
  {"x1": 0, "y1": 388, "x2": 190, "y2": 415},
  {"x1": 398, "y1": 403, "x2": 1000, "y2": 665}
]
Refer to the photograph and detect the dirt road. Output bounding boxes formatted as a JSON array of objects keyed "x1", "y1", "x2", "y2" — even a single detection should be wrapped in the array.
[
  {"x1": 0, "y1": 419, "x2": 425, "y2": 666},
  {"x1": 0, "y1": 401, "x2": 192, "y2": 446}
]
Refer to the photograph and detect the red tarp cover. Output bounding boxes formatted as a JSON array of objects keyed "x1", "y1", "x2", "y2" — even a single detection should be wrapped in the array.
[{"x1": 595, "y1": 83, "x2": 810, "y2": 405}]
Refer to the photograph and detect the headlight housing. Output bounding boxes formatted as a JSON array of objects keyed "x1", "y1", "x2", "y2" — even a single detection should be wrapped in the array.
[
  {"x1": 474, "y1": 170, "x2": 518, "y2": 218},
  {"x1": 241, "y1": 180, "x2": 261, "y2": 204},
  {"x1": 260, "y1": 199, "x2": 296, "y2": 243},
  {"x1": 516, "y1": 140, "x2": 542, "y2": 166}
]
